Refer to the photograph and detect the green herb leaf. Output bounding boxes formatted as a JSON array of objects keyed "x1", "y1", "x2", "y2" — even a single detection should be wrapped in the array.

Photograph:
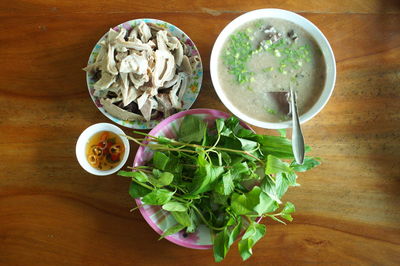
[
  {"x1": 213, "y1": 227, "x2": 230, "y2": 262},
  {"x1": 128, "y1": 181, "x2": 151, "y2": 198},
  {"x1": 291, "y1": 157, "x2": 321, "y2": 172},
  {"x1": 282, "y1": 201, "x2": 295, "y2": 214},
  {"x1": 118, "y1": 170, "x2": 148, "y2": 183},
  {"x1": 186, "y1": 208, "x2": 199, "y2": 233},
  {"x1": 277, "y1": 129, "x2": 286, "y2": 137},
  {"x1": 265, "y1": 155, "x2": 291, "y2": 175},
  {"x1": 190, "y1": 153, "x2": 224, "y2": 195},
  {"x1": 141, "y1": 189, "x2": 174, "y2": 205},
  {"x1": 228, "y1": 219, "x2": 242, "y2": 247},
  {"x1": 238, "y1": 222, "x2": 266, "y2": 261},
  {"x1": 215, "y1": 171, "x2": 235, "y2": 196},
  {"x1": 231, "y1": 186, "x2": 277, "y2": 216},
  {"x1": 171, "y1": 211, "x2": 191, "y2": 227},
  {"x1": 153, "y1": 151, "x2": 169, "y2": 170},
  {"x1": 236, "y1": 137, "x2": 258, "y2": 151},
  {"x1": 178, "y1": 115, "x2": 207, "y2": 143},
  {"x1": 216, "y1": 118, "x2": 225, "y2": 134},
  {"x1": 159, "y1": 224, "x2": 185, "y2": 240},
  {"x1": 162, "y1": 201, "x2": 187, "y2": 212}
]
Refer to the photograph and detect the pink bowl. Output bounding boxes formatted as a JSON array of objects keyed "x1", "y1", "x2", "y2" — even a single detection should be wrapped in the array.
[{"x1": 133, "y1": 109, "x2": 255, "y2": 249}]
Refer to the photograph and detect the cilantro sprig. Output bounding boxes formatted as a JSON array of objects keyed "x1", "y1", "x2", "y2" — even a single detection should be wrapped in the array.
[{"x1": 119, "y1": 115, "x2": 320, "y2": 262}]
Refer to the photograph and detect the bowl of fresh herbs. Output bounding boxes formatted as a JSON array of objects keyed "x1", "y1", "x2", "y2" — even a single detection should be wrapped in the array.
[{"x1": 118, "y1": 108, "x2": 320, "y2": 262}]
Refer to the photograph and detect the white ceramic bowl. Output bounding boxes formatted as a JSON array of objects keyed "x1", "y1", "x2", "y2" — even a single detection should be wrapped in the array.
[
  {"x1": 76, "y1": 123, "x2": 130, "y2": 175},
  {"x1": 210, "y1": 8, "x2": 336, "y2": 129}
]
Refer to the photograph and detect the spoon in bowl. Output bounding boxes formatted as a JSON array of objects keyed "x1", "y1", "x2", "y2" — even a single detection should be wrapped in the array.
[
  {"x1": 289, "y1": 86, "x2": 305, "y2": 164},
  {"x1": 266, "y1": 86, "x2": 305, "y2": 164}
]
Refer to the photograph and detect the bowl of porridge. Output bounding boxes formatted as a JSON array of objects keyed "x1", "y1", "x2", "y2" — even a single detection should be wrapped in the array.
[{"x1": 210, "y1": 9, "x2": 336, "y2": 129}]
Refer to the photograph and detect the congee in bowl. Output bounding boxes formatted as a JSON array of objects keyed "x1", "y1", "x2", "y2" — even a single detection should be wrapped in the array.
[{"x1": 210, "y1": 9, "x2": 336, "y2": 129}]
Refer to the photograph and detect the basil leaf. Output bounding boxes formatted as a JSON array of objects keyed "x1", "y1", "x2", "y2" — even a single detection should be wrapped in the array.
[{"x1": 141, "y1": 189, "x2": 174, "y2": 205}]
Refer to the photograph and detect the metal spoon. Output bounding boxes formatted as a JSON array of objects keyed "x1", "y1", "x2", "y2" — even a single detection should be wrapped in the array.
[{"x1": 289, "y1": 86, "x2": 305, "y2": 164}]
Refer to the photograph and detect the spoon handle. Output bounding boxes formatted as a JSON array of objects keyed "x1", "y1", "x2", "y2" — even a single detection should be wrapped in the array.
[{"x1": 290, "y1": 87, "x2": 305, "y2": 164}]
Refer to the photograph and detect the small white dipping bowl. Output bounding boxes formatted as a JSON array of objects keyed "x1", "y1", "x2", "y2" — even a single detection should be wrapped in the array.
[
  {"x1": 210, "y1": 8, "x2": 336, "y2": 129},
  {"x1": 76, "y1": 123, "x2": 130, "y2": 176}
]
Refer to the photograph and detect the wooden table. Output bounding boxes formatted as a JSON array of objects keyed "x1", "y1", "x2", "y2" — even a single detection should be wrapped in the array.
[{"x1": 1, "y1": 1, "x2": 400, "y2": 265}]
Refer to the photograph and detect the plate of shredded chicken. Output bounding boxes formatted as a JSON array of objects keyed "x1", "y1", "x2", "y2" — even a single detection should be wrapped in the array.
[{"x1": 84, "y1": 19, "x2": 203, "y2": 129}]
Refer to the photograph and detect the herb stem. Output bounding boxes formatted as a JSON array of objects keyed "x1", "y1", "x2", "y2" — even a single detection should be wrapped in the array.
[
  {"x1": 191, "y1": 205, "x2": 225, "y2": 231},
  {"x1": 124, "y1": 134, "x2": 264, "y2": 165}
]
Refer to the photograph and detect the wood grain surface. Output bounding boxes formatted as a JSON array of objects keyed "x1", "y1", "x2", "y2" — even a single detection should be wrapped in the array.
[{"x1": 1, "y1": 1, "x2": 400, "y2": 265}]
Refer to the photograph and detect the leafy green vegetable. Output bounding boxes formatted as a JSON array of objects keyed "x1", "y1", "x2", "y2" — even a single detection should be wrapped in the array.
[
  {"x1": 291, "y1": 157, "x2": 321, "y2": 172},
  {"x1": 178, "y1": 115, "x2": 207, "y2": 143},
  {"x1": 238, "y1": 222, "x2": 266, "y2": 261},
  {"x1": 128, "y1": 181, "x2": 151, "y2": 198},
  {"x1": 153, "y1": 151, "x2": 169, "y2": 170},
  {"x1": 162, "y1": 201, "x2": 187, "y2": 212},
  {"x1": 119, "y1": 170, "x2": 148, "y2": 183},
  {"x1": 142, "y1": 189, "x2": 174, "y2": 205},
  {"x1": 159, "y1": 224, "x2": 185, "y2": 240},
  {"x1": 171, "y1": 211, "x2": 191, "y2": 227},
  {"x1": 119, "y1": 115, "x2": 321, "y2": 262}
]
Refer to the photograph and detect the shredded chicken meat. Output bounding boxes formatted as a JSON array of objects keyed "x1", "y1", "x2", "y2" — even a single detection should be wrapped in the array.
[{"x1": 84, "y1": 21, "x2": 200, "y2": 121}]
